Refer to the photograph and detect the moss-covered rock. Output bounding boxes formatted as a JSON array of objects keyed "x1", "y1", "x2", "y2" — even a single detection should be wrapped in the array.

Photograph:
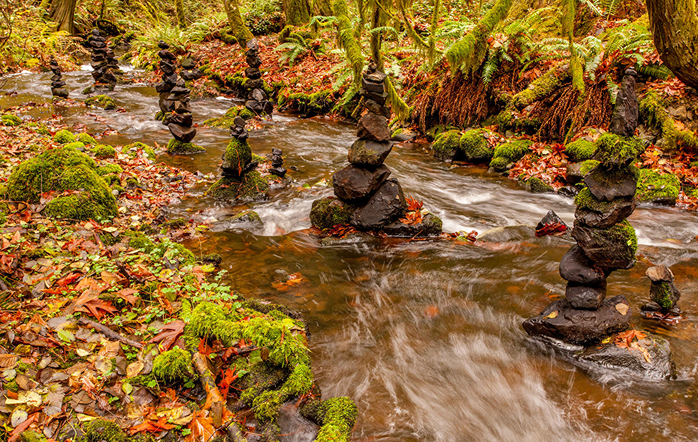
[
  {"x1": 7, "y1": 146, "x2": 117, "y2": 220},
  {"x1": 302, "y1": 397, "x2": 358, "y2": 442},
  {"x1": 489, "y1": 139, "x2": 532, "y2": 171},
  {"x1": 221, "y1": 138, "x2": 252, "y2": 172},
  {"x1": 281, "y1": 90, "x2": 334, "y2": 117},
  {"x1": 640, "y1": 90, "x2": 698, "y2": 151},
  {"x1": 153, "y1": 347, "x2": 195, "y2": 382},
  {"x1": 525, "y1": 176, "x2": 554, "y2": 193},
  {"x1": 53, "y1": 129, "x2": 77, "y2": 144},
  {"x1": 203, "y1": 105, "x2": 255, "y2": 128},
  {"x1": 231, "y1": 210, "x2": 262, "y2": 224},
  {"x1": 580, "y1": 159, "x2": 600, "y2": 176},
  {"x1": 92, "y1": 144, "x2": 116, "y2": 158},
  {"x1": 1, "y1": 114, "x2": 22, "y2": 127},
  {"x1": 124, "y1": 230, "x2": 155, "y2": 252},
  {"x1": 65, "y1": 141, "x2": 86, "y2": 150},
  {"x1": 310, "y1": 197, "x2": 357, "y2": 230},
  {"x1": 565, "y1": 139, "x2": 597, "y2": 162},
  {"x1": 635, "y1": 169, "x2": 680, "y2": 205},
  {"x1": 432, "y1": 130, "x2": 461, "y2": 160},
  {"x1": 459, "y1": 129, "x2": 495, "y2": 163},
  {"x1": 166, "y1": 139, "x2": 206, "y2": 155},
  {"x1": 81, "y1": 419, "x2": 128, "y2": 442},
  {"x1": 77, "y1": 133, "x2": 98, "y2": 145},
  {"x1": 208, "y1": 171, "x2": 269, "y2": 202},
  {"x1": 20, "y1": 431, "x2": 46, "y2": 442},
  {"x1": 594, "y1": 133, "x2": 645, "y2": 167},
  {"x1": 97, "y1": 164, "x2": 123, "y2": 176},
  {"x1": 85, "y1": 94, "x2": 117, "y2": 110}
]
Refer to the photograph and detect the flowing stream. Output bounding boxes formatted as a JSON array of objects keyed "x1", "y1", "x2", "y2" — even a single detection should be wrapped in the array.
[{"x1": 3, "y1": 68, "x2": 698, "y2": 441}]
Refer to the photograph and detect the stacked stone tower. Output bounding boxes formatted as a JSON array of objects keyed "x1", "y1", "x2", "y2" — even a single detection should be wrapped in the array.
[
  {"x1": 244, "y1": 39, "x2": 273, "y2": 116},
  {"x1": 155, "y1": 41, "x2": 177, "y2": 120},
  {"x1": 523, "y1": 69, "x2": 645, "y2": 345},
  {"x1": 49, "y1": 57, "x2": 69, "y2": 98},
  {"x1": 88, "y1": 29, "x2": 117, "y2": 91},
  {"x1": 270, "y1": 148, "x2": 286, "y2": 177}
]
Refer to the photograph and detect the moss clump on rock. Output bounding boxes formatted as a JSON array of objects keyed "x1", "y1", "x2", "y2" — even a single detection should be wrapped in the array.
[
  {"x1": 282, "y1": 90, "x2": 334, "y2": 117},
  {"x1": 7, "y1": 146, "x2": 117, "y2": 220},
  {"x1": 432, "y1": 130, "x2": 461, "y2": 160},
  {"x1": 85, "y1": 94, "x2": 117, "y2": 110},
  {"x1": 92, "y1": 144, "x2": 116, "y2": 158},
  {"x1": 565, "y1": 139, "x2": 597, "y2": 162},
  {"x1": 77, "y1": 133, "x2": 98, "y2": 145},
  {"x1": 594, "y1": 133, "x2": 645, "y2": 167},
  {"x1": 97, "y1": 164, "x2": 123, "y2": 176},
  {"x1": 221, "y1": 138, "x2": 252, "y2": 173},
  {"x1": 654, "y1": 281, "x2": 676, "y2": 310},
  {"x1": 640, "y1": 90, "x2": 698, "y2": 151},
  {"x1": 302, "y1": 397, "x2": 358, "y2": 442},
  {"x1": 232, "y1": 210, "x2": 262, "y2": 224},
  {"x1": 489, "y1": 139, "x2": 532, "y2": 171},
  {"x1": 525, "y1": 176, "x2": 554, "y2": 193},
  {"x1": 81, "y1": 419, "x2": 128, "y2": 442},
  {"x1": 459, "y1": 129, "x2": 495, "y2": 163},
  {"x1": 635, "y1": 169, "x2": 680, "y2": 204},
  {"x1": 64, "y1": 141, "x2": 86, "y2": 150},
  {"x1": 152, "y1": 347, "x2": 195, "y2": 382},
  {"x1": 310, "y1": 197, "x2": 357, "y2": 230},
  {"x1": 124, "y1": 230, "x2": 155, "y2": 252},
  {"x1": 53, "y1": 129, "x2": 77, "y2": 144},
  {"x1": 208, "y1": 171, "x2": 269, "y2": 202},
  {"x1": 166, "y1": 139, "x2": 206, "y2": 155},
  {"x1": 1, "y1": 114, "x2": 22, "y2": 127},
  {"x1": 203, "y1": 105, "x2": 255, "y2": 128},
  {"x1": 580, "y1": 159, "x2": 600, "y2": 176}
]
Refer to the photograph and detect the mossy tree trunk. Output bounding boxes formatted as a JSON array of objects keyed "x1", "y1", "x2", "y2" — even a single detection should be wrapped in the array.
[
  {"x1": 222, "y1": 0, "x2": 253, "y2": 46},
  {"x1": 313, "y1": 0, "x2": 334, "y2": 16},
  {"x1": 49, "y1": 0, "x2": 78, "y2": 35},
  {"x1": 370, "y1": 0, "x2": 387, "y2": 70},
  {"x1": 175, "y1": 0, "x2": 186, "y2": 28},
  {"x1": 283, "y1": 0, "x2": 312, "y2": 25},
  {"x1": 646, "y1": 0, "x2": 698, "y2": 88},
  {"x1": 334, "y1": 0, "x2": 364, "y2": 88}
]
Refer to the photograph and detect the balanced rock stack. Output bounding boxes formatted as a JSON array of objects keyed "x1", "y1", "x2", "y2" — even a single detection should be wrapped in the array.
[
  {"x1": 310, "y1": 63, "x2": 442, "y2": 237},
  {"x1": 270, "y1": 148, "x2": 286, "y2": 177},
  {"x1": 155, "y1": 41, "x2": 178, "y2": 121},
  {"x1": 49, "y1": 57, "x2": 69, "y2": 98},
  {"x1": 180, "y1": 57, "x2": 203, "y2": 82},
  {"x1": 88, "y1": 29, "x2": 117, "y2": 91},
  {"x1": 244, "y1": 39, "x2": 273, "y2": 116},
  {"x1": 523, "y1": 69, "x2": 646, "y2": 345},
  {"x1": 208, "y1": 117, "x2": 269, "y2": 201},
  {"x1": 642, "y1": 265, "x2": 681, "y2": 316}
]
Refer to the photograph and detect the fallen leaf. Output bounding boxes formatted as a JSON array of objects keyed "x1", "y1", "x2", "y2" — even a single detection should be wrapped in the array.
[
  {"x1": 149, "y1": 320, "x2": 186, "y2": 351},
  {"x1": 546, "y1": 311, "x2": 558, "y2": 319},
  {"x1": 615, "y1": 303, "x2": 629, "y2": 315}
]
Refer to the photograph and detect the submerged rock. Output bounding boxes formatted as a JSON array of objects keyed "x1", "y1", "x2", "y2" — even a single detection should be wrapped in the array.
[
  {"x1": 310, "y1": 197, "x2": 357, "y2": 230},
  {"x1": 477, "y1": 225, "x2": 535, "y2": 243},
  {"x1": 522, "y1": 295, "x2": 631, "y2": 345},
  {"x1": 646, "y1": 265, "x2": 681, "y2": 311},
  {"x1": 380, "y1": 213, "x2": 443, "y2": 238}
]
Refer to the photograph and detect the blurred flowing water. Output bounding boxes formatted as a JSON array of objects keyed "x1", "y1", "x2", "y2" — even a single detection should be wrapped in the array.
[{"x1": 3, "y1": 68, "x2": 698, "y2": 441}]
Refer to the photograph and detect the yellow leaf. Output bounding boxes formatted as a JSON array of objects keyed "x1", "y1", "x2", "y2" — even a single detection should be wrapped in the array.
[
  {"x1": 546, "y1": 311, "x2": 558, "y2": 319},
  {"x1": 615, "y1": 303, "x2": 629, "y2": 315}
]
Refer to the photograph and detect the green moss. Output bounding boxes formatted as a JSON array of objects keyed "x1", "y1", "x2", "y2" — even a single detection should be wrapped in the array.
[
  {"x1": 284, "y1": 90, "x2": 334, "y2": 116},
  {"x1": 432, "y1": 130, "x2": 461, "y2": 160},
  {"x1": 209, "y1": 171, "x2": 269, "y2": 201},
  {"x1": 123, "y1": 230, "x2": 154, "y2": 252},
  {"x1": 510, "y1": 67, "x2": 570, "y2": 110},
  {"x1": 20, "y1": 431, "x2": 45, "y2": 442},
  {"x1": 640, "y1": 90, "x2": 698, "y2": 151},
  {"x1": 580, "y1": 159, "x2": 600, "y2": 175},
  {"x1": 202, "y1": 253, "x2": 222, "y2": 265},
  {"x1": 152, "y1": 347, "x2": 195, "y2": 382},
  {"x1": 92, "y1": 144, "x2": 116, "y2": 158},
  {"x1": 97, "y1": 164, "x2": 123, "y2": 176},
  {"x1": 85, "y1": 95, "x2": 117, "y2": 110},
  {"x1": 166, "y1": 139, "x2": 206, "y2": 155},
  {"x1": 77, "y1": 133, "x2": 98, "y2": 145},
  {"x1": 575, "y1": 187, "x2": 614, "y2": 212},
  {"x1": 81, "y1": 419, "x2": 127, "y2": 442},
  {"x1": 65, "y1": 141, "x2": 86, "y2": 150},
  {"x1": 222, "y1": 138, "x2": 252, "y2": 173},
  {"x1": 635, "y1": 169, "x2": 680, "y2": 204},
  {"x1": 158, "y1": 240, "x2": 197, "y2": 265},
  {"x1": 7, "y1": 146, "x2": 116, "y2": 220},
  {"x1": 459, "y1": 129, "x2": 494, "y2": 163},
  {"x1": 53, "y1": 129, "x2": 77, "y2": 144},
  {"x1": 203, "y1": 106, "x2": 255, "y2": 128},
  {"x1": 1, "y1": 114, "x2": 22, "y2": 127},
  {"x1": 565, "y1": 139, "x2": 597, "y2": 162},
  {"x1": 594, "y1": 133, "x2": 645, "y2": 167},
  {"x1": 526, "y1": 176, "x2": 554, "y2": 193},
  {"x1": 163, "y1": 217, "x2": 187, "y2": 229},
  {"x1": 614, "y1": 219, "x2": 638, "y2": 256},
  {"x1": 654, "y1": 281, "x2": 675, "y2": 310},
  {"x1": 232, "y1": 210, "x2": 262, "y2": 223},
  {"x1": 310, "y1": 197, "x2": 357, "y2": 230},
  {"x1": 308, "y1": 397, "x2": 358, "y2": 442},
  {"x1": 489, "y1": 139, "x2": 532, "y2": 171}
]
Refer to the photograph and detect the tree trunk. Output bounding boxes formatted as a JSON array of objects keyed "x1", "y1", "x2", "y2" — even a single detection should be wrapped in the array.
[
  {"x1": 283, "y1": 0, "x2": 312, "y2": 25},
  {"x1": 646, "y1": 0, "x2": 698, "y2": 88},
  {"x1": 313, "y1": 0, "x2": 333, "y2": 16},
  {"x1": 222, "y1": 0, "x2": 253, "y2": 46},
  {"x1": 49, "y1": 0, "x2": 78, "y2": 35},
  {"x1": 175, "y1": 0, "x2": 185, "y2": 28}
]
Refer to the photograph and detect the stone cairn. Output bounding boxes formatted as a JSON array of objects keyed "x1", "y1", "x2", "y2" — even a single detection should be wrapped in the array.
[
  {"x1": 270, "y1": 148, "x2": 286, "y2": 177},
  {"x1": 88, "y1": 29, "x2": 118, "y2": 91},
  {"x1": 523, "y1": 69, "x2": 645, "y2": 345},
  {"x1": 156, "y1": 41, "x2": 204, "y2": 154},
  {"x1": 244, "y1": 39, "x2": 273, "y2": 116},
  {"x1": 180, "y1": 57, "x2": 203, "y2": 82},
  {"x1": 49, "y1": 57, "x2": 69, "y2": 98},
  {"x1": 642, "y1": 265, "x2": 681, "y2": 317}
]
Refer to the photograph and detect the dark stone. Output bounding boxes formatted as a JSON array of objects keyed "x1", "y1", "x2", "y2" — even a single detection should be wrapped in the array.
[
  {"x1": 566, "y1": 162, "x2": 585, "y2": 186},
  {"x1": 52, "y1": 88, "x2": 69, "y2": 98},
  {"x1": 245, "y1": 78, "x2": 264, "y2": 90},
  {"x1": 157, "y1": 40, "x2": 170, "y2": 49},
  {"x1": 362, "y1": 77, "x2": 385, "y2": 93},
  {"x1": 578, "y1": 330, "x2": 676, "y2": 380},
  {"x1": 536, "y1": 210, "x2": 566, "y2": 232},
  {"x1": 357, "y1": 112, "x2": 390, "y2": 142},
  {"x1": 163, "y1": 112, "x2": 193, "y2": 127},
  {"x1": 557, "y1": 186, "x2": 579, "y2": 198},
  {"x1": 155, "y1": 82, "x2": 172, "y2": 93},
  {"x1": 251, "y1": 88, "x2": 267, "y2": 102},
  {"x1": 350, "y1": 178, "x2": 407, "y2": 230},
  {"x1": 181, "y1": 57, "x2": 196, "y2": 69},
  {"x1": 51, "y1": 80, "x2": 66, "y2": 88},
  {"x1": 522, "y1": 295, "x2": 631, "y2": 345},
  {"x1": 559, "y1": 245, "x2": 606, "y2": 285},
  {"x1": 362, "y1": 90, "x2": 388, "y2": 106},
  {"x1": 332, "y1": 164, "x2": 391, "y2": 201},
  {"x1": 163, "y1": 73, "x2": 179, "y2": 85},
  {"x1": 575, "y1": 198, "x2": 635, "y2": 229},
  {"x1": 565, "y1": 282, "x2": 606, "y2": 310},
  {"x1": 158, "y1": 49, "x2": 176, "y2": 60},
  {"x1": 647, "y1": 266, "x2": 680, "y2": 310},
  {"x1": 168, "y1": 123, "x2": 197, "y2": 142},
  {"x1": 380, "y1": 213, "x2": 443, "y2": 237},
  {"x1": 246, "y1": 38, "x2": 260, "y2": 52},
  {"x1": 609, "y1": 69, "x2": 639, "y2": 137},
  {"x1": 364, "y1": 99, "x2": 391, "y2": 119},
  {"x1": 160, "y1": 61, "x2": 176, "y2": 75},
  {"x1": 181, "y1": 69, "x2": 202, "y2": 81},
  {"x1": 572, "y1": 222, "x2": 636, "y2": 270},
  {"x1": 246, "y1": 55, "x2": 262, "y2": 68},
  {"x1": 348, "y1": 139, "x2": 393, "y2": 168},
  {"x1": 584, "y1": 166, "x2": 637, "y2": 202},
  {"x1": 173, "y1": 100, "x2": 191, "y2": 113},
  {"x1": 246, "y1": 100, "x2": 266, "y2": 114},
  {"x1": 270, "y1": 166, "x2": 286, "y2": 177},
  {"x1": 245, "y1": 67, "x2": 262, "y2": 79},
  {"x1": 242, "y1": 161, "x2": 258, "y2": 174},
  {"x1": 263, "y1": 101, "x2": 274, "y2": 115}
]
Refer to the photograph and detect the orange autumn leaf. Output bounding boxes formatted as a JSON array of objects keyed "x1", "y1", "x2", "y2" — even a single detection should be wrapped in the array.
[
  {"x1": 149, "y1": 320, "x2": 186, "y2": 351},
  {"x1": 186, "y1": 411, "x2": 217, "y2": 442},
  {"x1": 130, "y1": 416, "x2": 175, "y2": 435},
  {"x1": 615, "y1": 329, "x2": 647, "y2": 348},
  {"x1": 75, "y1": 299, "x2": 118, "y2": 320}
]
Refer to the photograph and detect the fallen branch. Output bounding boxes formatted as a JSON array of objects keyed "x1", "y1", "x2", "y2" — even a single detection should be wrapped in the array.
[
  {"x1": 192, "y1": 351, "x2": 227, "y2": 427},
  {"x1": 78, "y1": 317, "x2": 143, "y2": 349}
]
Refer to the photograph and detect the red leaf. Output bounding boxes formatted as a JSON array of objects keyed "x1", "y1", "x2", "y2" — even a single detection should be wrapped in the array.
[{"x1": 149, "y1": 320, "x2": 186, "y2": 351}]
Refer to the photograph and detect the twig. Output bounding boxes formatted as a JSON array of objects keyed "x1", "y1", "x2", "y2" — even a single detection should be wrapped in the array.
[{"x1": 78, "y1": 317, "x2": 143, "y2": 348}]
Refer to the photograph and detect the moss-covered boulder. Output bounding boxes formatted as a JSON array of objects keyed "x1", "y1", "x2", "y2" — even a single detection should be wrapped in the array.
[
  {"x1": 459, "y1": 129, "x2": 495, "y2": 163},
  {"x1": 594, "y1": 133, "x2": 645, "y2": 167},
  {"x1": 302, "y1": 397, "x2": 358, "y2": 442},
  {"x1": 635, "y1": 169, "x2": 680, "y2": 205},
  {"x1": 166, "y1": 139, "x2": 206, "y2": 155},
  {"x1": 489, "y1": 139, "x2": 532, "y2": 171},
  {"x1": 85, "y1": 94, "x2": 117, "y2": 110},
  {"x1": 221, "y1": 138, "x2": 252, "y2": 173},
  {"x1": 431, "y1": 130, "x2": 460, "y2": 160},
  {"x1": 1, "y1": 114, "x2": 21, "y2": 127},
  {"x1": 203, "y1": 105, "x2": 255, "y2": 128},
  {"x1": 92, "y1": 144, "x2": 116, "y2": 158},
  {"x1": 6, "y1": 146, "x2": 117, "y2": 220},
  {"x1": 572, "y1": 219, "x2": 638, "y2": 270},
  {"x1": 53, "y1": 129, "x2": 77, "y2": 144},
  {"x1": 153, "y1": 347, "x2": 196, "y2": 382},
  {"x1": 310, "y1": 197, "x2": 357, "y2": 230},
  {"x1": 525, "y1": 176, "x2": 554, "y2": 193},
  {"x1": 280, "y1": 90, "x2": 334, "y2": 117},
  {"x1": 208, "y1": 171, "x2": 269, "y2": 202},
  {"x1": 565, "y1": 139, "x2": 597, "y2": 162},
  {"x1": 231, "y1": 210, "x2": 262, "y2": 224},
  {"x1": 77, "y1": 133, "x2": 98, "y2": 145}
]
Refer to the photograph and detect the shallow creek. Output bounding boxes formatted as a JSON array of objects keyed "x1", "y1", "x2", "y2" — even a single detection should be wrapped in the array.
[{"x1": 3, "y1": 68, "x2": 698, "y2": 441}]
